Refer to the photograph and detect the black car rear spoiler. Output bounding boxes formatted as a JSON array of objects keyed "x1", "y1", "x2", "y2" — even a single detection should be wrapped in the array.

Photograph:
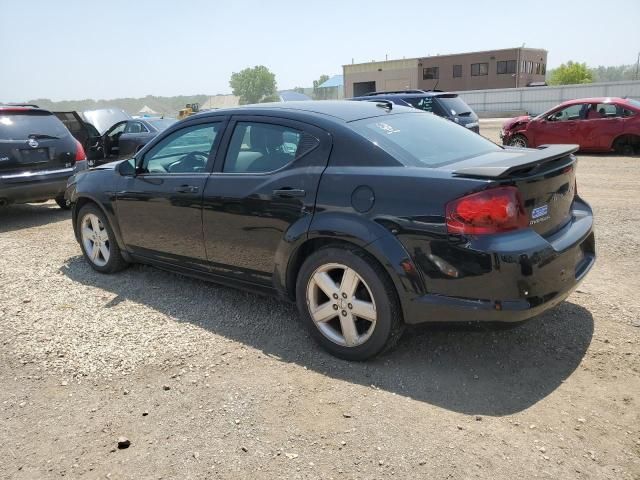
[{"x1": 452, "y1": 144, "x2": 579, "y2": 179}]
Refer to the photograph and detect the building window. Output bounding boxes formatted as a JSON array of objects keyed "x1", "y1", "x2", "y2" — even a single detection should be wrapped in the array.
[
  {"x1": 497, "y1": 60, "x2": 517, "y2": 74},
  {"x1": 423, "y1": 67, "x2": 439, "y2": 80},
  {"x1": 453, "y1": 64, "x2": 462, "y2": 78},
  {"x1": 471, "y1": 63, "x2": 488, "y2": 76}
]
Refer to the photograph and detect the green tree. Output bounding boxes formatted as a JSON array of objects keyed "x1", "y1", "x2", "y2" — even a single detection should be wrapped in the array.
[
  {"x1": 590, "y1": 64, "x2": 637, "y2": 82},
  {"x1": 547, "y1": 61, "x2": 593, "y2": 85},
  {"x1": 229, "y1": 65, "x2": 277, "y2": 105},
  {"x1": 312, "y1": 74, "x2": 330, "y2": 100}
]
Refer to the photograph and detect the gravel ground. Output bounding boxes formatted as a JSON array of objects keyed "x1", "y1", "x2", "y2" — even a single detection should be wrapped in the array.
[{"x1": 0, "y1": 121, "x2": 638, "y2": 479}]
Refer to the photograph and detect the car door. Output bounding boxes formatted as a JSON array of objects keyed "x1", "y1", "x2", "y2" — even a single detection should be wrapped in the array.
[
  {"x1": 578, "y1": 103, "x2": 624, "y2": 150},
  {"x1": 53, "y1": 111, "x2": 103, "y2": 161},
  {"x1": 531, "y1": 104, "x2": 586, "y2": 146},
  {"x1": 103, "y1": 121, "x2": 127, "y2": 158},
  {"x1": 202, "y1": 116, "x2": 332, "y2": 286},
  {"x1": 115, "y1": 119, "x2": 227, "y2": 270}
]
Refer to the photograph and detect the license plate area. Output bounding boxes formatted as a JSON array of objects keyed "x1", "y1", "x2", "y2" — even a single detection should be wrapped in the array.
[{"x1": 20, "y1": 148, "x2": 49, "y2": 164}]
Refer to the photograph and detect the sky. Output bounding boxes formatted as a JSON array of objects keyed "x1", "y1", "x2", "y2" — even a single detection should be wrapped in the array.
[{"x1": 1, "y1": 0, "x2": 639, "y2": 102}]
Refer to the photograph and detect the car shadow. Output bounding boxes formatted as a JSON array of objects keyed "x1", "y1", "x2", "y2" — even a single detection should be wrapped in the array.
[
  {"x1": 61, "y1": 257, "x2": 594, "y2": 416},
  {"x1": 0, "y1": 202, "x2": 70, "y2": 233}
]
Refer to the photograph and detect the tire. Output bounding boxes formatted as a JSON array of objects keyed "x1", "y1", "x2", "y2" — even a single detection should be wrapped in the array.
[
  {"x1": 508, "y1": 134, "x2": 528, "y2": 148},
  {"x1": 77, "y1": 203, "x2": 128, "y2": 273},
  {"x1": 55, "y1": 195, "x2": 71, "y2": 210},
  {"x1": 295, "y1": 245, "x2": 404, "y2": 360}
]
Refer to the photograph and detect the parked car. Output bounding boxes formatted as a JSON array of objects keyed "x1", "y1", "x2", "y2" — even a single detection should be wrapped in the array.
[
  {"x1": 501, "y1": 97, "x2": 640, "y2": 154},
  {"x1": 0, "y1": 105, "x2": 87, "y2": 208},
  {"x1": 101, "y1": 117, "x2": 176, "y2": 163},
  {"x1": 351, "y1": 90, "x2": 480, "y2": 133},
  {"x1": 66, "y1": 101, "x2": 595, "y2": 360}
]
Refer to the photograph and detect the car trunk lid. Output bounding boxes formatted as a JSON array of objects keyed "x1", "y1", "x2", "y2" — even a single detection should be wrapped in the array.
[
  {"x1": 448, "y1": 145, "x2": 578, "y2": 236},
  {"x1": 0, "y1": 109, "x2": 77, "y2": 175}
]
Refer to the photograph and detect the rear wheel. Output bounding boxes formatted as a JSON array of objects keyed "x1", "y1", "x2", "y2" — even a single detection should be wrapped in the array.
[
  {"x1": 508, "y1": 134, "x2": 528, "y2": 148},
  {"x1": 296, "y1": 246, "x2": 404, "y2": 360},
  {"x1": 613, "y1": 136, "x2": 639, "y2": 156},
  {"x1": 77, "y1": 204, "x2": 128, "y2": 273}
]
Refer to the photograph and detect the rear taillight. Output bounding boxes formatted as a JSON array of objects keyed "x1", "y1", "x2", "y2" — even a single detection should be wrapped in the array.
[
  {"x1": 446, "y1": 186, "x2": 528, "y2": 235},
  {"x1": 75, "y1": 140, "x2": 87, "y2": 161}
]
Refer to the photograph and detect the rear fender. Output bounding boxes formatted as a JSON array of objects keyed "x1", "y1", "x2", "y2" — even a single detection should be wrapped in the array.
[{"x1": 276, "y1": 212, "x2": 426, "y2": 318}]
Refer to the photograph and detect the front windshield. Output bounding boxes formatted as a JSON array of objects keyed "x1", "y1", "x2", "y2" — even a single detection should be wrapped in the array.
[{"x1": 350, "y1": 112, "x2": 500, "y2": 167}]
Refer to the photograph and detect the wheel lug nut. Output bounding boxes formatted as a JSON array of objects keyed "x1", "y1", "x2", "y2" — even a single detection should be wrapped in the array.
[
  {"x1": 333, "y1": 293, "x2": 338, "y2": 299},
  {"x1": 333, "y1": 304, "x2": 338, "y2": 310},
  {"x1": 341, "y1": 310, "x2": 347, "y2": 316},
  {"x1": 342, "y1": 293, "x2": 347, "y2": 299},
  {"x1": 348, "y1": 303, "x2": 352, "y2": 309}
]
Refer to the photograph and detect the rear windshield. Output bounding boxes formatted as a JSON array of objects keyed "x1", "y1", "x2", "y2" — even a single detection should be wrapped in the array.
[
  {"x1": 350, "y1": 112, "x2": 499, "y2": 167},
  {"x1": 435, "y1": 95, "x2": 473, "y2": 116},
  {"x1": 627, "y1": 99, "x2": 640, "y2": 109},
  {"x1": 403, "y1": 96, "x2": 435, "y2": 112},
  {"x1": 0, "y1": 111, "x2": 70, "y2": 140}
]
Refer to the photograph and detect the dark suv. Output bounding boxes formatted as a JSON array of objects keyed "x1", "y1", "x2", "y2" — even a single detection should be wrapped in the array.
[
  {"x1": 0, "y1": 105, "x2": 88, "y2": 208},
  {"x1": 352, "y1": 90, "x2": 480, "y2": 133}
]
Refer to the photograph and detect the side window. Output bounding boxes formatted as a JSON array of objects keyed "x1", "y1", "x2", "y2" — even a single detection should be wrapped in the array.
[
  {"x1": 593, "y1": 103, "x2": 618, "y2": 118},
  {"x1": 547, "y1": 104, "x2": 587, "y2": 122},
  {"x1": 125, "y1": 121, "x2": 148, "y2": 134},
  {"x1": 108, "y1": 122, "x2": 126, "y2": 138},
  {"x1": 142, "y1": 123, "x2": 220, "y2": 174},
  {"x1": 622, "y1": 108, "x2": 636, "y2": 118},
  {"x1": 223, "y1": 122, "x2": 303, "y2": 173}
]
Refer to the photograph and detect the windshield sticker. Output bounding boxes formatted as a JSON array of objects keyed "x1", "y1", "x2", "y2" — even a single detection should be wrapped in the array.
[{"x1": 374, "y1": 122, "x2": 400, "y2": 135}]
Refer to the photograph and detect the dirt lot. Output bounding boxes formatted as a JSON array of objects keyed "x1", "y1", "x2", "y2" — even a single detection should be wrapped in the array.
[{"x1": 1, "y1": 121, "x2": 638, "y2": 480}]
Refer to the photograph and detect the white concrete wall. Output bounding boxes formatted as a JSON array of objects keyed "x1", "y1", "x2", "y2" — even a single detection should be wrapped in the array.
[{"x1": 454, "y1": 81, "x2": 640, "y2": 115}]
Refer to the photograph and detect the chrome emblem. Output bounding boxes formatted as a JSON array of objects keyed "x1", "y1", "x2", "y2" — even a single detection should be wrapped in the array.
[{"x1": 27, "y1": 138, "x2": 39, "y2": 148}]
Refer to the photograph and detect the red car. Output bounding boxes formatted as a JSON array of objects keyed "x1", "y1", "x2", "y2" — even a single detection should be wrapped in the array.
[{"x1": 501, "y1": 97, "x2": 640, "y2": 155}]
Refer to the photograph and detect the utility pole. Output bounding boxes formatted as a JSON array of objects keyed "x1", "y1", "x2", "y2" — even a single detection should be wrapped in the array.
[{"x1": 636, "y1": 52, "x2": 639, "y2": 80}]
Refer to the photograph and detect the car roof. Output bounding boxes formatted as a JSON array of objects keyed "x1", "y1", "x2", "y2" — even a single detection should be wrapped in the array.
[
  {"x1": 558, "y1": 97, "x2": 627, "y2": 107},
  {"x1": 0, "y1": 105, "x2": 52, "y2": 114},
  {"x1": 193, "y1": 100, "x2": 417, "y2": 123}
]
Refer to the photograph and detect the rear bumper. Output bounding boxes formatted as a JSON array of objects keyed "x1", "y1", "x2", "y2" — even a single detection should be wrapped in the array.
[
  {"x1": 401, "y1": 198, "x2": 595, "y2": 324},
  {"x1": 0, "y1": 163, "x2": 86, "y2": 204}
]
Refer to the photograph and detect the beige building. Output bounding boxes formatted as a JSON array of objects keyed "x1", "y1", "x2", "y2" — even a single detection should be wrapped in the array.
[{"x1": 343, "y1": 47, "x2": 547, "y2": 97}]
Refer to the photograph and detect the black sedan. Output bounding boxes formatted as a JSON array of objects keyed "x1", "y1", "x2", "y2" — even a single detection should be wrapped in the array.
[
  {"x1": 100, "y1": 117, "x2": 176, "y2": 165},
  {"x1": 65, "y1": 101, "x2": 595, "y2": 360}
]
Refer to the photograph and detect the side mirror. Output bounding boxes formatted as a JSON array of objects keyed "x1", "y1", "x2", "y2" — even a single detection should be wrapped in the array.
[{"x1": 118, "y1": 159, "x2": 136, "y2": 176}]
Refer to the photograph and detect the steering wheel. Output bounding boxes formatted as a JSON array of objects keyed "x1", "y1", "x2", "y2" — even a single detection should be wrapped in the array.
[{"x1": 167, "y1": 151, "x2": 209, "y2": 173}]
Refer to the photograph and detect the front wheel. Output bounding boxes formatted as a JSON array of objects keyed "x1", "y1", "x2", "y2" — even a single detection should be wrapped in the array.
[
  {"x1": 296, "y1": 246, "x2": 404, "y2": 360},
  {"x1": 77, "y1": 204, "x2": 128, "y2": 273},
  {"x1": 508, "y1": 134, "x2": 528, "y2": 148}
]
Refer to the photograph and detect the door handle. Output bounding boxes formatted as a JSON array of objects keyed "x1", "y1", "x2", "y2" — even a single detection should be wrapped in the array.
[
  {"x1": 174, "y1": 185, "x2": 199, "y2": 194},
  {"x1": 273, "y1": 188, "x2": 306, "y2": 198}
]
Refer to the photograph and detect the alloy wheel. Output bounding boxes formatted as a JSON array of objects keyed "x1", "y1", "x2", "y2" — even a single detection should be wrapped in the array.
[
  {"x1": 306, "y1": 263, "x2": 377, "y2": 347},
  {"x1": 509, "y1": 136, "x2": 527, "y2": 148},
  {"x1": 80, "y1": 213, "x2": 110, "y2": 267}
]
